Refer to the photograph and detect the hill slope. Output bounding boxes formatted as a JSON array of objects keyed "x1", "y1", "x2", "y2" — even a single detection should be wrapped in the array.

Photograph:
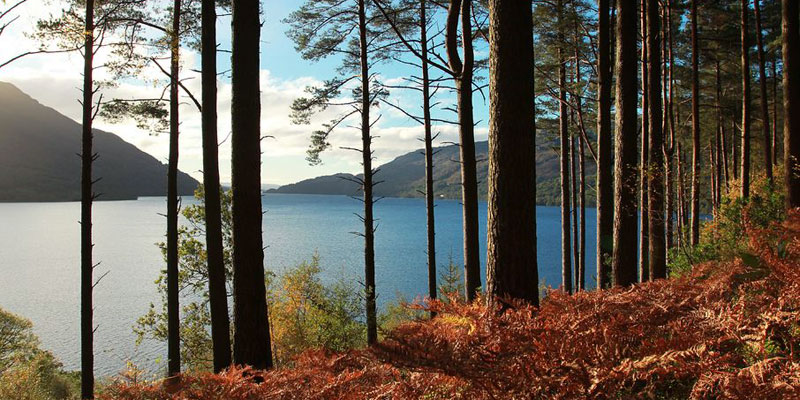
[
  {"x1": 0, "y1": 82, "x2": 198, "y2": 202},
  {"x1": 270, "y1": 140, "x2": 597, "y2": 205}
]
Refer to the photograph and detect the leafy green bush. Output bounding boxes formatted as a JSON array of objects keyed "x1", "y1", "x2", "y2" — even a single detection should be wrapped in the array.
[
  {"x1": 0, "y1": 308, "x2": 79, "y2": 399},
  {"x1": 135, "y1": 187, "x2": 368, "y2": 370},
  {"x1": 669, "y1": 172, "x2": 786, "y2": 277}
]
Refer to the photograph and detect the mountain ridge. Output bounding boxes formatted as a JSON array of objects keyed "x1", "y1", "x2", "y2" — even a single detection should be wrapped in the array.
[
  {"x1": 0, "y1": 82, "x2": 199, "y2": 202},
  {"x1": 268, "y1": 140, "x2": 597, "y2": 206}
]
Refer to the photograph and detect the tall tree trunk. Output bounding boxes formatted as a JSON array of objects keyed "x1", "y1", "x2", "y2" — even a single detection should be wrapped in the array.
[
  {"x1": 571, "y1": 34, "x2": 583, "y2": 291},
  {"x1": 485, "y1": 0, "x2": 538, "y2": 305},
  {"x1": 571, "y1": 132, "x2": 579, "y2": 290},
  {"x1": 446, "y1": 0, "x2": 480, "y2": 302},
  {"x1": 676, "y1": 140, "x2": 685, "y2": 247},
  {"x1": 710, "y1": 139, "x2": 718, "y2": 209},
  {"x1": 578, "y1": 130, "x2": 586, "y2": 291},
  {"x1": 612, "y1": 0, "x2": 638, "y2": 287},
  {"x1": 733, "y1": 117, "x2": 739, "y2": 180},
  {"x1": 663, "y1": 0, "x2": 675, "y2": 254},
  {"x1": 719, "y1": 60, "x2": 731, "y2": 188},
  {"x1": 772, "y1": 54, "x2": 779, "y2": 165},
  {"x1": 420, "y1": 0, "x2": 437, "y2": 316},
  {"x1": 202, "y1": 0, "x2": 232, "y2": 373},
  {"x1": 784, "y1": 0, "x2": 800, "y2": 207},
  {"x1": 690, "y1": 0, "x2": 700, "y2": 247},
  {"x1": 167, "y1": 0, "x2": 181, "y2": 377},
  {"x1": 231, "y1": 0, "x2": 272, "y2": 369},
  {"x1": 646, "y1": 0, "x2": 665, "y2": 280},
  {"x1": 80, "y1": 1, "x2": 95, "y2": 397},
  {"x1": 741, "y1": 0, "x2": 752, "y2": 199},
  {"x1": 754, "y1": 0, "x2": 773, "y2": 183},
  {"x1": 715, "y1": 65, "x2": 723, "y2": 206},
  {"x1": 639, "y1": 0, "x2": 649, "y2": 282},
  {"x1": 596, "y1": 0, "x2": 613, "y2": 290},
  {"x1": 357, "y1": 0, "x2": 378, "y2": 345},
  {"x1": 558, "y1": 0, "x2": 572, "y2": 294}
]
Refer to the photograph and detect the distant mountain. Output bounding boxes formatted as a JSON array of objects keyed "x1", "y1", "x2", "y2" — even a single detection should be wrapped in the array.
[
  {"x1": 269, "y1": 140, "x2": 597, "y2": 206},
  {"x1": 0, "y1": 82, "x2": 198, "y2": 202}
]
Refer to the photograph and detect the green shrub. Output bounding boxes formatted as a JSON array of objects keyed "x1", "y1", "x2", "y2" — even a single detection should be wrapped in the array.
[
  {"x1": 0, "y1": 308, "x2": 79, "y2": 399},
  {"x1": 669, "y1": 172, "x2": 786, "y2": 277}
]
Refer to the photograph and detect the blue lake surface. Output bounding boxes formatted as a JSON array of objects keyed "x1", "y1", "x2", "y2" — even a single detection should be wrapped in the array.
[{"x1": 0, "y1": 194, "x2": 597, "y2": 376}]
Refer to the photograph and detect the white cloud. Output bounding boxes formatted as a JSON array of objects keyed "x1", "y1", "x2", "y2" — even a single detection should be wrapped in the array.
[{"x1": 0, "y1": 1, "x2": 487, "y2": 186}]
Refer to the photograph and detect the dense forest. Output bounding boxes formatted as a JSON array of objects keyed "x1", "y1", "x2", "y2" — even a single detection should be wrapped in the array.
[{"x1": 0, "y1": 0, "x2": 799, "y2": 398}]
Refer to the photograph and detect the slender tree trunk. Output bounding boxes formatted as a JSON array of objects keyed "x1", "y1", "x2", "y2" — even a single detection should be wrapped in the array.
[
  {"x1": 639, "y1": 0, "x2": 649, "y2": 282},
  {"x1": 754, "y1": 0, "x2": 773, "y2": 183},
  {"x1": 612, "y1": 0, "x2": 638, "y2": 287},
  {"x1": 167, "y1": 0, "x2": 181, "y2": 377},
  {"x1": 578, "y1": 130, "x2": 586, "y2": 291},
  {"x1": 715, "y1": 63, "x2": 723, "y2": 206},
  {"x1": 663, "y1": 0, "x2": 674, "y2": 254},
  {"x1": 772, "y1": 54, "x2": 779, "y2": 165},
  {"x1": 80, "y1": 1, "x2": 95, "y2": 397},
  {"x1": 420, "y1": 0, "x2": 437, "y2": 316},
  {"x1": 571, "y1": 132, "x2": 579, "y2": 290},
  {"x1": 720, "y1": 60, "x2": 731, "y2": 188},
  {"x1": 710, "y1": 139, "x2": 717, "y2": 209},
  {"x1": 733, "y1": 117, "x2": 739, "y2": 180},
  {"x1": 231, "y1": 0, "x2": 272, "y2": 369},
  {"x1": 596, "y1": 0, "x2": 613, "y2": 290},
  {"x1": 558, "y1": 0, "x2": 572, "y2": 294},
  {"x1": 784, "y1": 0, "x2": 800, "y2": 207},
  {"x1": 446, "y1": 0, "x2": 480, "y2": 301},
  {"x1": 202, "y1": 0, "x2": 232, "y2": 373},
  {"x1": 646, "y1": 0, "x2": 665, "y2": 280},
  {"x1": 690, "y1": 0, "x2": 700, "y2": 247},
  {"x1": 357, "y1": 0, "x2": 378, "y2": 344},
  {"x1": 485, "y1": 0, "x2": 538, "y2": 305},
  {"x1": 571, "y1": 35, "x2": 583, "y2": 291},
  {"x1": 741, "y1": 0, "x2": 752, "y2": 199},
  {"x1": 676, "y1": 140, "x2": 685, "y2": 247}
]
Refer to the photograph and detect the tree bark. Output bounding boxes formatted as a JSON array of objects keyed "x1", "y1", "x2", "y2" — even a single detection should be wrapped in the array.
[
  {"x1": 446, "y1": 0, "x2": 480, "y2": 302},
  {"x1": 596, "y1": 0, "x2": 613, "y2": 290},
  {"x1": 783, "y1": 0, "x2": 800, "y2": 207},
  {"x1": 720, "y1": 61, "x2": 730, "y2": 188},
  {"x1": 420, "y1": 0, "x2": 437, "y2": 317},
  {"x1": 571, "y1": 131, "x2": 579, "y2": 290},
  {"x1": 772, "y1": 54, "x2": 779, "y2": 165},
  {"x1": 754, "y1": 0, "x2": 773, "y2": 183},
  {"x1": 202, "y1": 0, "x2": 232, "y2": 373},
  {"x1": 578, "y1": 130, "x2": 586, "y2": 291},
  {"x1": 81, "y1": 1, "x2": 95, "y2": 397},
  {"x1": 167, "y1": 0, "x2": 181, "y2": 378},
  {"x1": 646, "y1": 0, "x2": 665, "y2": 280},
  {"x1": 690, "y1": 0, "x2": 700, "y2": 247},
  {"x1": 558, "y1": 0, "x2": 572, "y2": 294},
  {"x1": 485, "y1": 0, "x2": 538, "y2": 306},
  {"x1": 612, "y1": 0, "x2": 638, "y2": 287},
  {"x1": 663, "y1": 0, "x2": 675, "y2": 254},
  {"x1": 741, "y1": 0, "x2": 751, "y2": 199},
  {"x1": 357, "y1": 0, "x2": 378, "y2": 345},
  {"x1": 639, "y1": 0, "x2": 649, "y2": 282},
  {"x1": 231, "y1": 0, "x2": 273, "y2": 369}
]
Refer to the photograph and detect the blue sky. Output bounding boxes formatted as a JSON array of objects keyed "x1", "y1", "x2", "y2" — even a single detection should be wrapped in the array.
[{"x1": 0, "y1": 0, "x2": 490, "y2": 185}]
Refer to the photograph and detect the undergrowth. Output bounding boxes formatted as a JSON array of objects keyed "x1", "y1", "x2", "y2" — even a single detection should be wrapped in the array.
[{"x1": 101, "y1": 209, "x2": 800, "y2": 399}]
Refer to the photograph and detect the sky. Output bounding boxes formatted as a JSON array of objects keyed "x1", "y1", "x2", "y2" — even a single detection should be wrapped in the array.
[{"x1": 0, "y1": 0, "x2": 490, "y2": 186}]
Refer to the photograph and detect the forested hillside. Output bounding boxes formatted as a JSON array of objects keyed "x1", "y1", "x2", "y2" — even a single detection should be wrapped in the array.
[
  {"x1": 270, "y1": 140, "x2": 596, "y2": 205},
  {"x1": 0, "y1": 82, "x2": 198, "y2": 202}
]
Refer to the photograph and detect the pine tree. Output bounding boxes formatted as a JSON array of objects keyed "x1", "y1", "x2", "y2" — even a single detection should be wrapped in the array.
[
  {"x1": 611, "y1": 0, "x2": 638, "y2": 287},
  {"x1": 231, "y1": 0, "x2": 272, "y2": 369},
  {"x1": 201, "y1": 0, "x2": 231, "y2": 373},
  {"x1": 485, "y1": 0, "x2": 538, "y2": 306},
  {"x1": 783, "y1": 0, "x2": 800, "y2": 207}
]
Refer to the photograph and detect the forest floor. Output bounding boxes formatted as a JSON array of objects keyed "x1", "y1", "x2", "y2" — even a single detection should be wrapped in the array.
[{"x1": 103, "y1": 211, "x2": 800, "y2": 400}]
